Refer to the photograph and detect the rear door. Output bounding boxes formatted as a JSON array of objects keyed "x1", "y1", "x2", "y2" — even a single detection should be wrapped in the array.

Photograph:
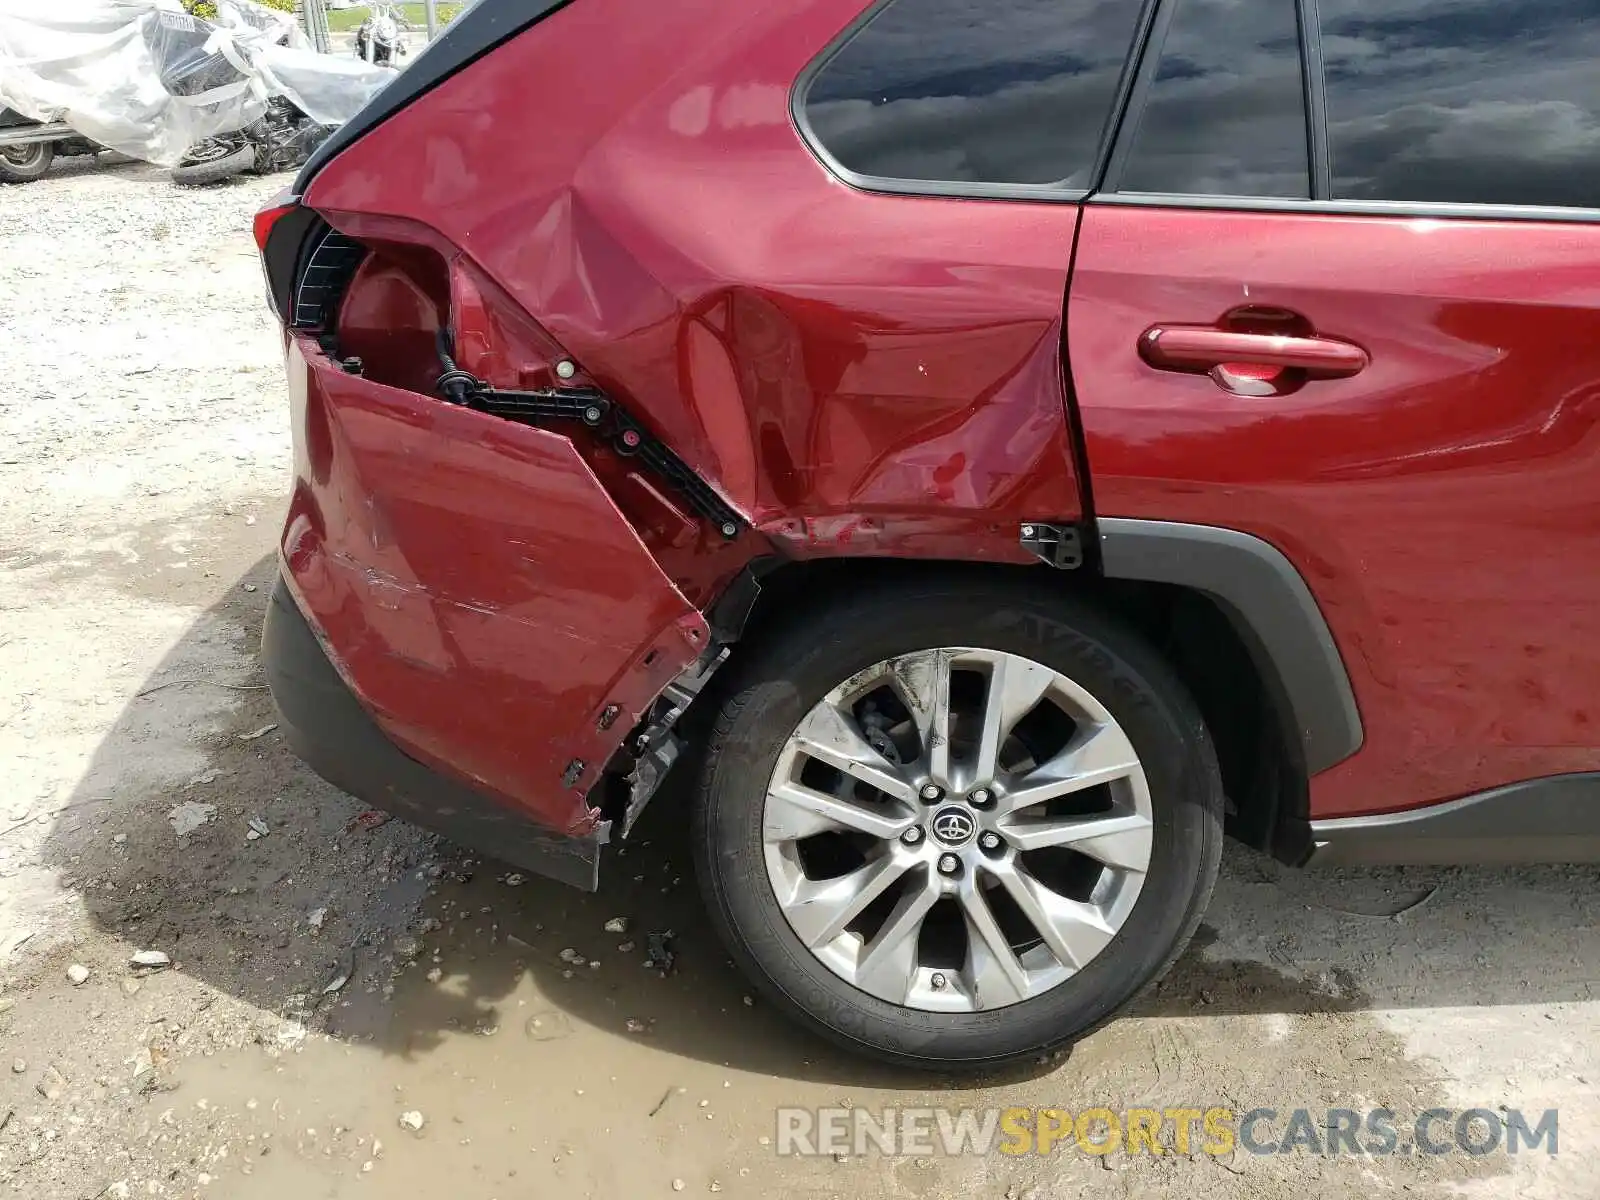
[{"x1": 1068, "y1": 0, "x2": 1600, "y2": 819}]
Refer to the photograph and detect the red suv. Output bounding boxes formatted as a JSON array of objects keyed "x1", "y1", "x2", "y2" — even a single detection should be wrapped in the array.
[{"x1": 255, "y1": 0, "x2": 1600, "y2": 1068}]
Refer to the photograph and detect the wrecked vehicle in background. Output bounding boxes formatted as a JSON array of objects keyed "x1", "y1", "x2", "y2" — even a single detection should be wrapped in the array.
[{"x1": 0, "y1": 0, "x2": 392, "y2": 182}]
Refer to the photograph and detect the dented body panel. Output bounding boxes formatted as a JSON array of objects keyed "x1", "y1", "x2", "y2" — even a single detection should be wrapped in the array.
[
  {"x1": 302, "y1": 0, "x2": 1085, "y2": 571},
  {"x1": 280, "y1": 335, "x2": 710, "y2": 835}
]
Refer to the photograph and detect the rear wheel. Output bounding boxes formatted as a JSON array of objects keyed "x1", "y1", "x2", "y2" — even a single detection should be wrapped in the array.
[
  {"x1": 172, "y1": 141, "x2": 255, "y2": 186},
  {"x1": 693, "y1": 580, "x2": 1223, "y2": 1069},
  {"x1": 0, "y1": 142, "x2": 53, "y2": 184}
]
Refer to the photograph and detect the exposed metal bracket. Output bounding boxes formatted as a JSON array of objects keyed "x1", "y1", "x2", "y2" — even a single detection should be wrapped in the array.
[
  {"x1": 435, "y1": 353, "x2": 743, "y2": 540},
  {"x1": 619, "y1": 645, "x2": 730, "y2": 838},
  {"x1": 1020, "y1": 522, "x2": 1084, "y2": 569}
]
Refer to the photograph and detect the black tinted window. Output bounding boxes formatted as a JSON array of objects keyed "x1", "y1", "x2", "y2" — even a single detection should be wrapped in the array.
[
  {"x1": 1118, "y1": 0, "x2": 1308, "y2": 197},
  {"x1": 1321, "y1": 0, "x2": 1600, "y2": 207},
  {"x1": 802, "y1": 0, "x2": 1146, "y2": 188}
]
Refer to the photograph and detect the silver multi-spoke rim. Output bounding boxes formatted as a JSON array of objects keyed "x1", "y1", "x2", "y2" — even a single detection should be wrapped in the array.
[{"x1": 762, "y1": 648, "x2": 1152, "y2": 1013}]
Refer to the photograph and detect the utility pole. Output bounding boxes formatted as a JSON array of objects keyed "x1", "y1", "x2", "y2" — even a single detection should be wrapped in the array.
[{"x1": 424, "y1": 0, "x2": 438, "y2": 40}]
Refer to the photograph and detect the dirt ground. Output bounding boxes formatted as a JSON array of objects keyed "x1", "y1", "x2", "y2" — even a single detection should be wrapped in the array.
[{"x1": 0, "y1": 159, "x2": 1596, "y2": 1200}]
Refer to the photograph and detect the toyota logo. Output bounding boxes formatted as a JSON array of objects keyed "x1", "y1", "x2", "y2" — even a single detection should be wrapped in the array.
[{"x1": 930, "y1": 807, "x2": 976, "y2": 847}]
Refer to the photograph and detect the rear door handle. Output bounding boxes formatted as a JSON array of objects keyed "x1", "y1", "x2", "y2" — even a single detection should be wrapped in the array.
[{"x1": 1139, "y1": 326, "x2": 1369, "y2": 379}]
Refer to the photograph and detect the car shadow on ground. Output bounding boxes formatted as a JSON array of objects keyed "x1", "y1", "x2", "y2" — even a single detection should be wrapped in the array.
[{"x1": 45, "y1": 556, "x2": 1600, "y2": 1090}]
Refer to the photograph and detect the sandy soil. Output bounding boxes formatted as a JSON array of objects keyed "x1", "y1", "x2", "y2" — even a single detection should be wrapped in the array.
[{"x1": 0, "y1": 158, "x2": 1595, "y2": 1200}]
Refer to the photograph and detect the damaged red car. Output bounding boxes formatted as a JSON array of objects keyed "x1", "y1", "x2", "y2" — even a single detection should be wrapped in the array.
[{"x1": 256, "y1": 0, "x2": 1600, "y2": 1067}]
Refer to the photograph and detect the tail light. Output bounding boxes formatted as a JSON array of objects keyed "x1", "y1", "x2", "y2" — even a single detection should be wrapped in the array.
[{"x1": 252, "y1": 200, "x2": 297, "y2": 254}]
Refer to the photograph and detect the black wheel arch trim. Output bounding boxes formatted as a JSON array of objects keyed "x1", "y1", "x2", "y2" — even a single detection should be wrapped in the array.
[{"x1": 1097, "y1": 517, "x2": 1363, "y2": 776}]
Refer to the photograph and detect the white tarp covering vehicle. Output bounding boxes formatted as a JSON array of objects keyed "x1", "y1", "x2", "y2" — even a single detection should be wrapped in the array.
[{"x1": 0, "y1": 0, "x2": 390, "y2": 170}]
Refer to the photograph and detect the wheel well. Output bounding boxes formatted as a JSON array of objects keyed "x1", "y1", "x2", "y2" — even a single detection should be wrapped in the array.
[{"x1": 716, "y1": 556, "x2": 1311, "y2": 865}]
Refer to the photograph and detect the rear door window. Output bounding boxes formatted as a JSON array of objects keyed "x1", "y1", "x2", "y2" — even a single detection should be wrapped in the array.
[
  {"x1": 1113, "y1": 0, "x2": 1309, "y2": 198},
  {"x1": 800, "y1": 0, "x2": 1149, "y2": 191},
  {"x1": 1319, "y1": 0, "x2": 1600, "y2": 208}
]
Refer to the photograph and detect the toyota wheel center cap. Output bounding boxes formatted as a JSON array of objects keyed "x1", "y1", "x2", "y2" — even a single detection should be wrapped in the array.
[{"x1": 930, "y1": 806, "x2": 976, "y2": 847}]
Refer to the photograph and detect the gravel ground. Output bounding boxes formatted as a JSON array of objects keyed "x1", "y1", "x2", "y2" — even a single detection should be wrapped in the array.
[{"x1": 0, "y1": 157, "x2": 1596, "y2": 1200}]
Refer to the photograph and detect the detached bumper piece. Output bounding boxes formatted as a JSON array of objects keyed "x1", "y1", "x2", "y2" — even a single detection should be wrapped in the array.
[
  {"x1": 263, "y1": 579, "x2": 607, "y2": 890},
  {"x1": 433, "y1": 353, "x2": 744, "y2": 540}
]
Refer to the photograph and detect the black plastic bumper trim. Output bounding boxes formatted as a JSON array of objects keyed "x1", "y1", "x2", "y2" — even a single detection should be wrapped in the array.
[
  {"x1": 262, "y1": 576, "x2": 606, "y2": 890},
  {"x1": 1098, "y1": 518, "x2": 1363, "y2": 775},
  {"x1": 1308, "y1": 774, "x2": 1600, "y2": 866}
]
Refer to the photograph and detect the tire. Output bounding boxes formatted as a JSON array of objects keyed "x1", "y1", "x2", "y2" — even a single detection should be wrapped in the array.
[
  {"x1": 172, "y1": 144, "x2": 256, "y2": 187},
  {"x1": 0, "y1": 142, "x2": 53, "y2": 184},
  {"x1": 693, "y1": 579, "x2": 1224, "y2": 1070}
]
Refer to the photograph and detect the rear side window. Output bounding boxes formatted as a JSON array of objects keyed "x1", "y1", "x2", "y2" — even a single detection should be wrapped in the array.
[
  {"x1": 801, "y1": 0, "x2": 1148, "y2": 190},
  {"x1": 1320, "y1": 0, "x2": 1600, "y2": 208},
  {"x1": 1116, "y1": 0, "x2": 1308, "y2": 198}
]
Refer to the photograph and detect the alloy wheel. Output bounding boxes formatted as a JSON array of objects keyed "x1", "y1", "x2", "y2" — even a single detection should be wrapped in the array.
[{"x1": 762, "y1": 647, "x2": 1153, "y2": 1013}]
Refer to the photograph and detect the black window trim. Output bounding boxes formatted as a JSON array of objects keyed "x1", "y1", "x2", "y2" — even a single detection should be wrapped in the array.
[
  {"x1": 789, "y1": 0, "x2": 1162, "y2": 203},
  {"x1": 1298, "y1": 0, "x2": 1331, "y2": 200},
  {"x1": 1101, "y1": 0, "x2": 1314, "y2": 198},
  {"x1": 1095, "y1": 0, "x2": 1600, "y2": 224}
]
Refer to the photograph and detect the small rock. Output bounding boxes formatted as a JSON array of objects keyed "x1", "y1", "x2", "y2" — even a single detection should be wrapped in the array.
[
  {"x1": 742, "y1": 996, "x2": 754, "y2": 1007},
  {"x1": 36, "y1": 1064, "x2": 66, "y2": 1100},
  {"x1": 66, "y1": 964, "x2": 90, "y2": 986},
  {"x1": 112, "y1": 833, "x2": 127, "y2": 845},
  {"x1": 247, "y1": 818, "x2": 270, "y2": 839},
  {"x1": 625, "y1": 1019, "x2": 647, "y2": 1034},
  {"x1": 504, "y1": 873, "x2": 525, "y2": 887},
  {"x1": 168, "y1": 801, "x2": 216, "y2": 837},
  {"x1": 11, "y1": 1059, "x2": 24, "y2": 1074},
  {"x1": 307, "y1": 908, "x2": 327, "y2": 931},
  {"x1": 603, "y1": 917, "x2": 629, "y2": 935},
  {"x1": 672, "y1": 1181, "x2": 685, "y2": 1193},
  {"x1": 645, "y1": 932, "x2": 675, "y2": 974},
  {"x1": 589, "y1": 960, "x2": 600, "y2": 970},
  {"x1": 362, "y1": 1161, "x2": 374, "y2": 1173},
  {"x1": 557, "y1": 948, "x2": 585, "y2": 965},
  {"x1": 425, "y1": 967, "x2": 442, "y2": 983},
  {"x1": 525, "y1": 1011, "x2": 573, "y2": 1042},
  {"x1": 617, "y1": 940, "x2": 635, "y2": 953},
  {"x1": 130, "y1": 950, "x2": 171, "y2": 970},
  {"x1": 709, "y1": 1184, "x2": 722, "y2": 1194},
  {"x1": 393, "y1": 936, "x2": 421, "y2": 961},
  {"x1": 398, "y1": 1111, "x2": 424, "y2": 1133},
  {"x1": 121, "y1": 978, "x2": 141, "y2": 997}
]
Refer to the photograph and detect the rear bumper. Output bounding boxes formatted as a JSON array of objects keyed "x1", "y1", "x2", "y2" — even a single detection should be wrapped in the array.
[{"x1": 263, "y1": 575, "x2": 607, "y2": 889}]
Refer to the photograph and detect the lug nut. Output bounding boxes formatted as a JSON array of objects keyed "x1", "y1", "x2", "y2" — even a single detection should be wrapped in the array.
[
  {"x1": 919, "y1": 784, "x2": 944, "y2": 802},
  {"x1": 937, "y1": 853, "x2": 961, "y2": 876},
  {"x1": 979, "y1": 831, "x2": 1003, "y2": 852},
  {"x1": 969, "y1": 787, "x2": 993, "y2": 808},
  {"x1": 900, "y1": 826, "x2": 923, "y2": 846},
  {"x1": 930, "y1": 972, "x2": 948, "y2": 991}
]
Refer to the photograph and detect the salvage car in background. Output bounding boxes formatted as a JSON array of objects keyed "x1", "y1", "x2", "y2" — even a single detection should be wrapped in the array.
[
  {"x1": 255, "y1": 0, "x2": 1600, "y2": 1069},
  {"x1": 0, "y1": 104, "x2": 101, "y2": 183},
  {"x1": 0, "y1": 0, "x2": 390, "y2": 182}
]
